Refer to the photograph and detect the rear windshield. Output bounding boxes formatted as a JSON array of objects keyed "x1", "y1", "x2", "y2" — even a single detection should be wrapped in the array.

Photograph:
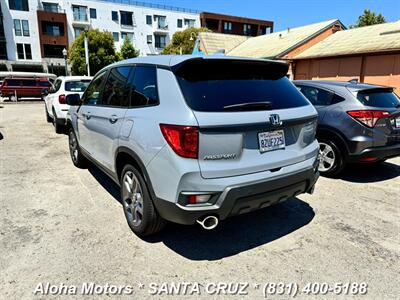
[
  {"x1": 357, "y1": 89, "x2": 400, "y2": 108},
  {"x1": 174, "y1": 59, "x2": 309, "y2": 112},
  {"x1": 65, "y1": 80, "x2": 91, "y2": 92}
]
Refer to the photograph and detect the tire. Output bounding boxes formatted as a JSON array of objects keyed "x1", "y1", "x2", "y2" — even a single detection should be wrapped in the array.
[
  {"x1": 120, "y1": 164, "x2": 166, "y2": 237},
  {"x1": 52, "y1": 108, "x2": 64, "y2": 134},
  {"x1": 45, "y1": 105, "x2": 52, "y2": 123},
  {"x1": 68, "y1": 128, "x2": 88, "y2": 169},
  {"x1": 318, "y1": 139, "x2": 345, "y2": 177}
]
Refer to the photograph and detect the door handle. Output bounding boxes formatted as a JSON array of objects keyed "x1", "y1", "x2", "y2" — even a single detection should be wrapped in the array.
[{"x1": 109, "y1": 115, "x2": 118, "y2": 124}]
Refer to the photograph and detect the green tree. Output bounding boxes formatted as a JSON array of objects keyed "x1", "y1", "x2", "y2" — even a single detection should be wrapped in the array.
[
  {"x1": 119, "y1": 37, "x2": 140, "y2": 59},
  {"x1": 68, "y1": 29, "x2": 119, "y2": 75},
  {"x1": 161, "y1": 27, "x2": 211, "y2": 55},
  {"x1": 350, "y1": 9, "x2": 386, "y2": 28}
]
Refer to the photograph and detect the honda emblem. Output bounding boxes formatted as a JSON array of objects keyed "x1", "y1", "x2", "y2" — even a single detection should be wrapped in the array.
[{"x1": 269, "y1": 114, "x2": 282, "y2": 126}]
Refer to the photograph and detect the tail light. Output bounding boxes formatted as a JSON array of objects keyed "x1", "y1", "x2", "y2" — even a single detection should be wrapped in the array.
[
  {"x1": 347, "y1": 110, "x2": 390, "y2": 128},
  {"x1": 160, "y1": 124, "x2": 198, "y2": 159},
  {"x1": 58, "y1": 94, "x2": 66, "y2": 104}
]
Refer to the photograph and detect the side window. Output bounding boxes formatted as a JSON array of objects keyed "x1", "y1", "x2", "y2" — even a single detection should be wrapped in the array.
[
  {"x1": 127, "y1": 66, "x2": 158, "y2": 107},
  {"x1": 82, "y1": 71, "x2": 107, "y2": 106},
  {"x1": 53, "y1": 79, "x2": 62, "y2": 92},
  {"x1": 299, "y1": 86, "x2": 333, "y2": 106},
  {"x1": 102, "y1": 66, "x2": 131, "y2": 107},
  {"x1": 331, "y1": 94, "x2": 345, "y2": 104}
]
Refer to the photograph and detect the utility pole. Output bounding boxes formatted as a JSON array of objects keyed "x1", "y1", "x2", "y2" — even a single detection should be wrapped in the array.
[{"x1": 84, "y1": 31, "x2": 90, "y2": 76}]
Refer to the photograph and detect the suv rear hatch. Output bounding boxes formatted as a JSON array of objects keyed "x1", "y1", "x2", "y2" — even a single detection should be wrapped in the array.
[
  {"x1": 352, "y1": 87, "x2": 400, "y2": 145},
  {"x1": 173, "y1": 58, "x2": 318, "y2": 179}
]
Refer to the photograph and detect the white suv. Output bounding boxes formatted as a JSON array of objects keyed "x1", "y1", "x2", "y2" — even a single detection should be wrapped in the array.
[
  {"x1": 44, "y1": 76, "x2": 92, "y2": 133},
  {"x1": 66, "y1": 55, "x2": 320, "y2": 236}
]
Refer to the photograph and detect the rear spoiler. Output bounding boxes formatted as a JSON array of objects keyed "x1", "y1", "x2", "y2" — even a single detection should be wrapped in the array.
[{"x1": 172, "y1": 57, "x2": 289, "y2": 81}]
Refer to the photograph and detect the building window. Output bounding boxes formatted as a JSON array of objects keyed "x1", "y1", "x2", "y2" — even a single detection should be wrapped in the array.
[
  {"x1": 43, "y1": 22, "x2": 64, "y2": 36},
  {"x1": 73, "y1": 6, "x2": 87, "y2": 22},
  {"x1": 120, "y1": 11, "x2": 133, "y2": 26},
  {"x1": 22, "y1": 20, "x2": 29, "y2": 36},
  {"x1": 177, "y1": 19, "x2": 182, "y2": 28},
  {"x1": 224, "y1": 22, "x2": 232, "y2": 33},
  {"x1": 184, "y1": 19, "x2": 195, "y2": 28},
  {"x1": 14, "y1": 19, "x2": 22, "y2": 36},
  {"x1": 42, "y1": 2, "x2": 58, "y2": 13},
  {"x1": 16, "y1": 43, "x2": 24, "y2": 59},
  {"x1": 0, "y1": 42, "x2": 7, "y2": 60},
  {"x1": 154, "y1": 34, "x2": 166, "y2": 48},
  {"x1": 146, "y1": 15, "x2": 152, "y2": 25},
  {"x1": 9, "y1": 0, "x2": 29, "y2": 11},
  {"x1": 154, "y1": 15, "x2": 167, "y2": 29},
  {"x1": 112, "y1": 11, "x2": 118, "y2": 22},
  {"x1": 24, "y1": 44, "x2": 31, "y2": 59},
  {"x1": 146, "y1": 35, "x2": 152, "y2": 44},
  {"x1": 121, "y1": 32, "x2": 134, "y2": 43},
  {"x1": 90, "y1": 8, "x2": 96, "y2": 19},
  {"x1": 243, "y1": 24, "x2": 251, "y2": 35},
  {"x1": 113, "y1": 32, "x2": 119, "y2": 42},
  {"x1": 73, "y1": 27, "x2": 83, "y2": 38}
]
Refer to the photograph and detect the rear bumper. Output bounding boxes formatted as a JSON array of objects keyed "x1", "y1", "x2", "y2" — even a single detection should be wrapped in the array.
[
  {"x1": 154, "y1": 165, "x2": 319, "y2": 225},
  {"x1": 347, "y1": 143, "x2": 400, "y2": 162}
]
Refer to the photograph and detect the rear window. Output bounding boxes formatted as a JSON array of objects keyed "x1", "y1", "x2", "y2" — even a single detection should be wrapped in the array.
[
  {"x1": 65, "y1": 80, "x2": 91, "y2": 92},
  {"x1": 174, "y1": 59, "x2": 309, "y2": 112},
  {"x1": 357, "y1": 89, "x2": 400, "y2": 108}
]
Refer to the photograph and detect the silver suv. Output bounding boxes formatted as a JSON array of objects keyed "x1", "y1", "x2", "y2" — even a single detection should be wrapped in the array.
[{"x1": 66, "y1": 56, "x2": 320, "y2": 236}]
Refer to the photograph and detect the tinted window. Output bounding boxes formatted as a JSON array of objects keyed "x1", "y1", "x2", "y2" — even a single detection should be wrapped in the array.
[
  {"x1": 82, "y1": 71, "x2": 106, "y2": 105},
  {"x1": 6, "y1": 79, "x2": 21, "y2": 86},
  {"x1": 38, "y1": 81, "x2": 51, "y2": 87},
  {"x1": 102, "y1": 67, "x2": 131, "y2": 107},
  {"x1": 174, "y1": 59, "x2": 308, "y2": 112},
  {"x1": 127, "y1": 66, "x2": 158, "y2": 107},
  {"x1": 65, "y1": 80, "x2": 91, "y2": 92},
  {"x1": 22, "y1": 79, "x2": 36, "y2": 86},
  {"x1": 298, "y1": 86, "x2": 333, "y2": 106},
  {"x1": 357, "y1": 89, "x2": 400, "y2": 108}
]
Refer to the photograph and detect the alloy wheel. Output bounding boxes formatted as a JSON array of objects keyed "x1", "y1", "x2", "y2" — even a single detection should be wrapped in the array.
[
  {"x1": 69, "y1": 131, "x2": 78, "y2": 163},
  {"x1": 318, "y1": 142, "x2": 336, "y2": 172},
  {"x1": 122, "y1": 171, "x2": 144, "y2": 227}
]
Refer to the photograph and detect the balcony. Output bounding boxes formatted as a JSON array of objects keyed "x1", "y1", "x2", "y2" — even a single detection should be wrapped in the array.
[
  {"x1": 72, "y1": 7, "x2": 90, "y2": 27},
  {"x1": 37, "y1": 3, "x2": 65, "y2": 13}
]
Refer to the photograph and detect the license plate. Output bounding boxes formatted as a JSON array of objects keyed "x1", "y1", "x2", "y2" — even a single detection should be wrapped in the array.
[
  {"x1": 258, "y1": 130, "x2": 285, "y2": 153},
  {"x1": 395, "y1": 117, "x2": 400, "y2": 128}
]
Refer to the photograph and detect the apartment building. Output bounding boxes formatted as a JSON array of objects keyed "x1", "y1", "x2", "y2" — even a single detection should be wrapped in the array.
[
  {"x1": 1, "y1": 0, "x2": 200, "y2": 73},
  {"x1": 200, "y1": 12, "x2": 273, "y2": 36}
]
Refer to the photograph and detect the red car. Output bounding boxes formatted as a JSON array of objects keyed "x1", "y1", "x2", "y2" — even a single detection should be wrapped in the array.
[{"x1": 0, "y1": 77, "x2": 52, "y2": 101}]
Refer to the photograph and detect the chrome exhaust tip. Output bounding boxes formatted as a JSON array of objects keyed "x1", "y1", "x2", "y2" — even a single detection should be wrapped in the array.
[{"x1": 196, "y1": 216, "x2": 219, "y2": 230}]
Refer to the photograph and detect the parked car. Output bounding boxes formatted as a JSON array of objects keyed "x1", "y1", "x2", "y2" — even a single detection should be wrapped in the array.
[
  {"x1": 294, "y1": 80, "x2": 400, "y2": 176},
  {"x1": 0, "y1": 77, "x2": 52, "y2": 101},
  {"x1": 44, "y1": 76, "x2": 92, "y2": 133},
  {"x1": 66, "y1": 56, "x2": 320, "y2": 236}
]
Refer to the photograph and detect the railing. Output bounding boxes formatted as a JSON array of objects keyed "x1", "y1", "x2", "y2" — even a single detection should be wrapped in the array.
[
  {"x1": 37, "y1": 5, "x2": 65, "y2": 13},
  {"x1": 99, "y1": 0, "x2": 199, "y2": 14},
  {"x1": 73, "y1": 13, "x2": 88, "y2": 22}
]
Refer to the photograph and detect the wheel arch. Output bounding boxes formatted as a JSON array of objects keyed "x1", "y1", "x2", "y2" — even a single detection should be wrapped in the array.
[
  {"x1": 317, "y1": 125, "x2": 350, "y2": 158},
  {"x1": 115, "y1": 147, "x2": 157, "y2": 200}
]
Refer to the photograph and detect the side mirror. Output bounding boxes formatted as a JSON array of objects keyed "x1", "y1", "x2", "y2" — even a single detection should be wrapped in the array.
[
  {"x1": 41, "y1": 89, "x2": 49, "y2": 96},
  {"x1": 66, "y1": 94, "x2": 81, "y2": 106}
]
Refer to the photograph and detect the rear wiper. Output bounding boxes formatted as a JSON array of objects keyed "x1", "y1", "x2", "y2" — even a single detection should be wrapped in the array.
[{"x1": 223, "y1": 101, "x2": 272, "y2": 111}]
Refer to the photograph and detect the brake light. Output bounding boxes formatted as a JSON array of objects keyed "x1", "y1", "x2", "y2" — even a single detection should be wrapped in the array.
[
  {"x1": 347, "y1": 110, "x2": 390, "y2": 128},
  {"x1": 58, "y1": 94, "x2": 66, "y2": 104},
  {"x1": 160, "y1": 124, "x2": 198, "y2": 159}
]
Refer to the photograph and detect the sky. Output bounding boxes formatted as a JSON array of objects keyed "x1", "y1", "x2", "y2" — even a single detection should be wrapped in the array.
[{"x1": 125, "y1": 0, "x2": 400, "y2": 31}]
